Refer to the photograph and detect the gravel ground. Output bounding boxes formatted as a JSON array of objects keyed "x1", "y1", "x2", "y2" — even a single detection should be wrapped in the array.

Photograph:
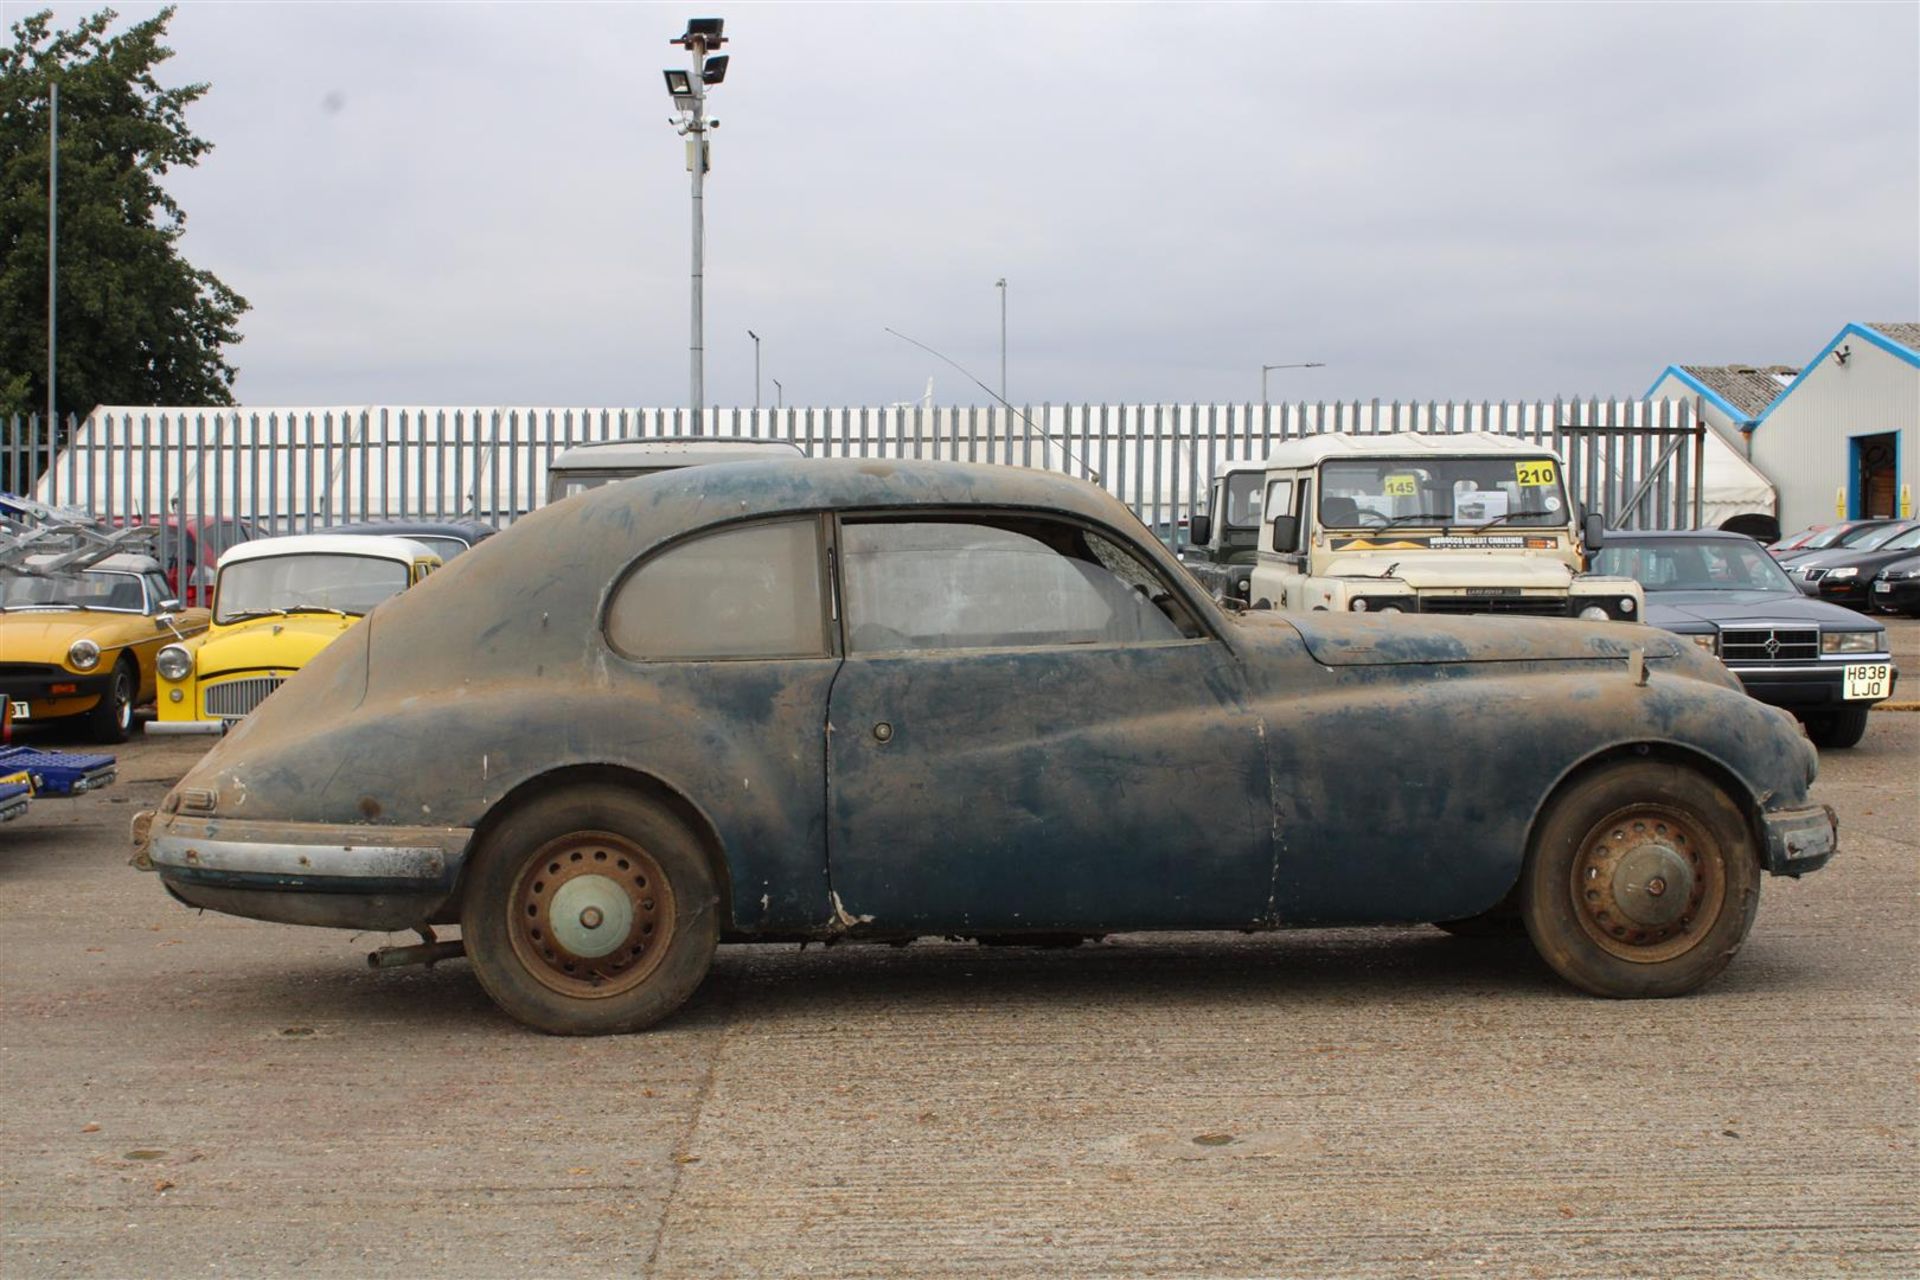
[{"x1": 2, "y1": 622, "x2": 1915, "y2": 1278}]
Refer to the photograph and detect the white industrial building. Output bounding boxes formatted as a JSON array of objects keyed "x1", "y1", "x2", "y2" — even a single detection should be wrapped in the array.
[{"x1": 1647, "y1": 322, "x2": 1918, "y2": 535}]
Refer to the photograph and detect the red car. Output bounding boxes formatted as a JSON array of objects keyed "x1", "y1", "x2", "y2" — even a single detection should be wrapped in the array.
[{"x1": 108, "y1": 517, "x2": 262, "y2": 607}]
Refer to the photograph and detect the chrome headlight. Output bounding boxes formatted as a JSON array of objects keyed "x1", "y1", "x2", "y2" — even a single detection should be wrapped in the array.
[
  {"x1": 67, "y1": 639, "x2": 101, "y2": 671},
  {"x1": 1617, "y1": 597, "x2": 1637, "y2": 617},
  {"x1": 1350, "y1": 598, "x2": 1369, "y2": 611},
  {"x1": 1578, "y1": 605, "x2": 1610, "y2": 621},
  {"x1": 1689, "y1": 633, "x2": 1718, "y2": 654},
  {"x1": 156, "y1": 644, "x2": 193, "y2": 682},
  {"x1": 1825, "y1": 567, "x2": 1859, "y2": 580},
  {"x1": 1822, "y1": 631, "x2": 1879, "y2": 655}
]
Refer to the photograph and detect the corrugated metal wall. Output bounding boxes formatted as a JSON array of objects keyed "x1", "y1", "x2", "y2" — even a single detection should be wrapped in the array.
[{"x1": 1748, "y1": 342, "x2": 1918, "y2": 531}]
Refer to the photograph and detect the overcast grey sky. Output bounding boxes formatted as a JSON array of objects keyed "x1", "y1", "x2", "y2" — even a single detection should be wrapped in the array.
[{"x1": 28, "y1": 1, "x2": 1920, "y2": 408}]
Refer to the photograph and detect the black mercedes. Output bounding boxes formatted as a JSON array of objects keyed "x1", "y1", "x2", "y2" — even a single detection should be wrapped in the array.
[{"x1": 1595, "y1": 530, "x2": 1896, "y2": 749}]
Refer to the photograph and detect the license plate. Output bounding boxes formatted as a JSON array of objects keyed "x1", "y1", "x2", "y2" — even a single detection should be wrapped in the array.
[
  {"x1": 7, "y1": 700, "x2": 26, "y2": 721},
  {"x1": 1844, "y1": 663, "x2": 1892, "y2": 701}
]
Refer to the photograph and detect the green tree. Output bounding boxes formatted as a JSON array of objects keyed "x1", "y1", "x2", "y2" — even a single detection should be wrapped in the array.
[{"x1": 0, "y1": 6, "x2": 248, "y2": 423}]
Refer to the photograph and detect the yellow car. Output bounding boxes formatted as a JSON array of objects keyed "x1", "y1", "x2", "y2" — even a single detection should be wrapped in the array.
[
  {"x1": 150, "y1": 535, "x2": 441, "y2": 734},
  {"x1": 0, "y1": 553, "x2": 210, "y2": 742}
]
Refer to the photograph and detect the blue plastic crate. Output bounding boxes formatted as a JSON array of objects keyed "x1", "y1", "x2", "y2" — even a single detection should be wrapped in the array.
[{"x1": 0, "y1": 746, "x2": 117, "y2": 796}]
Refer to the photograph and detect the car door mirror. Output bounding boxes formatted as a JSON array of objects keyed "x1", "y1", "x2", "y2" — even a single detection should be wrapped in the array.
[
  {"x1": 1582, "y1": 512, "x2": 1607, "y2": 551},
  {"x1": 1271, "y1": 515, "x2": 1300, "y2": 553},
  {"x1": 1189, "y1": 514, "x2": 1212, "y2": 547}
]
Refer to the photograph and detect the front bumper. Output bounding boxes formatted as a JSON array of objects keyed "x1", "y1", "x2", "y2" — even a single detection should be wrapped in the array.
[
  {"x1": 1872, "y1": 578, "x2": 1920, "y2": 612},
  {"x1": 145, "y1": 719, "x2": 227, "y2": 736},
  {"x1": 139, "y1": 812, "x2": 474, "y2": 930},
  {"x1": 1760, "y1": 803, "x2": 1838, "y2": 877},
  {"x1": 1729, "y1": 660, "x2": 1897, "y2": 709}
]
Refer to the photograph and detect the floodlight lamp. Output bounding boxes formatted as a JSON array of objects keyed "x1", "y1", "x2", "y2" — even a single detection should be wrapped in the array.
[
  {"x1": 702, "y1": 54, "x2": 729, "y2": 85},
  {"x1": 674, "y1": 17, "x2": 726, "y2": 48},
  {"x1": 663, "y1": 68, "x2": 693, "y2": 96}
]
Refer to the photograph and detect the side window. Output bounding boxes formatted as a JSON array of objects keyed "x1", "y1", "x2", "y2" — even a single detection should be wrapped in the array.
[
  {"x1": 1265, "y1": 478, "x2": 1294, "y2": 518},
  {"x1": 607, "y1": 518, "x2": 826, "y2": 660},
  {"x1": 840, "y1": 517, "x2": 1202, "y2": 654},
  {"x1": 145, "y1": 573, "x2": 173, "y2": 608}
]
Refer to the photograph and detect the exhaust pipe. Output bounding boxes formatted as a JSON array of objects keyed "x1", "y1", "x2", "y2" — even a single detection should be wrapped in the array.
[{"x1": 367, "y1": 926, "x2": 465, "y2": 970}]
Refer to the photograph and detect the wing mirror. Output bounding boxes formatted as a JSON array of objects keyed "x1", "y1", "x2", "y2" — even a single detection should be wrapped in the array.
[
  {"x1": 1189, "y1": 513, "x2": 1212, "y2": 547},
  {"x1": 1270, "y1": 515, "x2": 1300, "y2": 553},
  {"x1": 1582, "y1": 512, "x2": 1607, "y2": 551}
]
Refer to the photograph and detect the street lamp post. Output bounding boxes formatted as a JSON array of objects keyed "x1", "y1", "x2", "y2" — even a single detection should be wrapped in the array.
[
  {"x1": 666, "y1": 18, "x2": 730, "y2": 432},
  {"x1": 748, "y1": 329, "x2": 761, "y2": 411},
  {"x1": 995, "y1": 278, "x2": 1007, "y2": 408},
  {"x1": 771, "y1": 378, "x2": 783, "y2": 410},
  {"x1": 1261, "y1": 361, "x2": 1326, "y2": 405}
]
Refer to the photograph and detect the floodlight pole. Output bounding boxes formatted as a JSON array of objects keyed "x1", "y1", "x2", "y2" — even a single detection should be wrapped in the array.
[
  {"x1": 687, "y1": 36, "x2": 708, "y2": 432},
  {"x1": 995, "y1": 278, "x2": 1007, "y2": 408}
]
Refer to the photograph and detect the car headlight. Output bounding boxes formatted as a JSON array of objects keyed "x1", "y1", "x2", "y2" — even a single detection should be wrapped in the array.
[
  {"x1": 1882, "y1": 568, "x2": 1920, "y2": 581},
  {"x1": 1822, "y1": 631, "x2": 1879, "y2": 655},
  {"x1": 1350, "y1": 598, "x2": 1369, "y2": 611},
  {"x1": 1689, "y1": 634, "x2": 1718, "y2": 654},
  {"x1": 1617, "y1": 597, "x2": 1637, "y2": 617},
  {"x1": 156, "y1": 644, "x2": 193, "y2": 681},
  {"x1": 68, "y1": 639, "x2": 101, "y2": 671},
  {"x1": 1825, "y1": 567, "x2": 1859, "y2": 580},
  {"x1": 1578, "y1": 605, "x2": 1610, "y2": 621}
]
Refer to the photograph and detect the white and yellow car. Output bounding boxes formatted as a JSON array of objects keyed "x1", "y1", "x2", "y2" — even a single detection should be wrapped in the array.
[{"x1": 150, "y1": 535, "x2": 440, "y2": 734}]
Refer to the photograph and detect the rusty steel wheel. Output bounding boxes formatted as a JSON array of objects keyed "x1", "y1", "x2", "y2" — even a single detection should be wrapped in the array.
[
  {"x1": 1567, "y1": 803, "x2": 1725, "y2": 965},
  {"x1": 508, "y1": 831, "x2": 676, "y2": 999},
  {"x1": 463, "y1": 786, "x2": 719, "y2": 1035},
  {"x1": 1522, "y1": 761, "x2": 1761, "y2": 999}
]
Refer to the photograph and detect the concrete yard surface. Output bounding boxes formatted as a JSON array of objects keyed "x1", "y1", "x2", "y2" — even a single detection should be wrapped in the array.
[{"x1": 1, "y1": 656, "x2": 1915, "y2": 1276}]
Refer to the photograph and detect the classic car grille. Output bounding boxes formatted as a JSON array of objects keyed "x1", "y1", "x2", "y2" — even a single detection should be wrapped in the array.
[
  {"x1": 203, "y1": 677, "x2": 285, "y2": 720},
  {"x1": 1719, "y1": 628, "x2": 1819, "y2": 664},
  {"x1": 0, "y1": 663, "x2": 62, "y2": 682},
  {"x1": 1420, "y1": 596, "x2": 1568, "y2": 616}
]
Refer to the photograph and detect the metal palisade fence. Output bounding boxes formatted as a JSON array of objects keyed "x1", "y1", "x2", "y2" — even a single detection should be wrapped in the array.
[{"x1": 5, "y1": 398, "x2": 1703, "y2": 578}]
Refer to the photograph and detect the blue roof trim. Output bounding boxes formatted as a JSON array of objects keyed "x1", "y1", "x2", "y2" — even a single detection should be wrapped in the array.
[
  {"x1": 1644, "y1": 366, "x2": 1752, "y2": 424},
  {"x1": 1753, "y1": 323, "x2": 1920, "y2": 431}
]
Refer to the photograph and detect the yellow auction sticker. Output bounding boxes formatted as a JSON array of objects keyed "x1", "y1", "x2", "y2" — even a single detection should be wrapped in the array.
[
  {"x1": 1515, "y1": 460, "x2": 1558, "y2": 487},
  {"x1": 1383, "y1": 473, "x2": 1418, "y2": 497}
]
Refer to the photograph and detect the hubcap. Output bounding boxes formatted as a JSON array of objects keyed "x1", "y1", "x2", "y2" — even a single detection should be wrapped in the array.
[
  {"x1": 507, "y1": 831, "x2": 674, "y2": 998},
  {"x1": 1571, "y1": 804, "x2": 1723, "y2": 963}
]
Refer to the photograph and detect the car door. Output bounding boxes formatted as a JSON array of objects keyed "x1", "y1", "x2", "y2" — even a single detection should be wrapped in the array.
[{"x1": 825, "y1": 512, "x2": 1273, "y2": 933}]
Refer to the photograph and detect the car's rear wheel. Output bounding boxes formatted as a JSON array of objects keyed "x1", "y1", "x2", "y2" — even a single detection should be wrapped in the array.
[
  {"x1": 461, "y1": 786, "x2": 718, "y2": 1035},
  {"x1": 84, "y1": 657, "x2": 135, "y2": 744},
  {"x1": 1803, "y1": 706, "x2": 1870, "y2": 750},
  {"x1": 1521, "y1": 761, "x2": 1760, "y2": 998}
]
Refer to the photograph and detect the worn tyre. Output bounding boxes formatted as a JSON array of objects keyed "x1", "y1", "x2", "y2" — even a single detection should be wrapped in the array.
[
  {"x1": 84, "y1": 657, "x2": 135, "y2": 744},
  {"x1": 1804, "y1": 706, "x2": 1870, "y2": 750},
  {"x1": 1521, "y1": 761, "x2": 1760, "y2": 998},
  {"x1": 461, "y1": 786, "x2": 719, "y2": 1035}
]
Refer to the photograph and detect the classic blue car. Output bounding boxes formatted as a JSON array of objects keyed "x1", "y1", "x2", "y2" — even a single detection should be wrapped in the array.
[{"x1": 135, "y1": 461, "x2": 1835, "y2": 1034}]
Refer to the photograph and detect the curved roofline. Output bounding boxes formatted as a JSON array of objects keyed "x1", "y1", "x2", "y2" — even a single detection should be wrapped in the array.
[{"x1": 219, "y1": 534, "x2": 437, "y2": 566}]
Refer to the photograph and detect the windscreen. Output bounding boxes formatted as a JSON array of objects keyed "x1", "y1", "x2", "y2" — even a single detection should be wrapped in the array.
[
  {"x1": 1318, "y1": 455, "x2": 1568, "y2": 530},
  {"x1": 1594, "y1": 540, "x2": 1796, "y2": 593},
  {"x1": 1845, "y1": 523, "x2": 1917, "y2": 551},
  {"x1": 0, "y1": 570, "x2": 145, "y2": 612},
  {"x1": 215, "y1": 554, "x2": 409, "y2": 622}
]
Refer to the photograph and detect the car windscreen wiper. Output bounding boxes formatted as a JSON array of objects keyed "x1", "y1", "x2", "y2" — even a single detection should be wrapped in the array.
[
  {"x1": 1468, "y1": 510, "x2": 1554, "y2": 533},
  {"x1": 220, "y1": 607, "x2": 290, "y2": 621},
  {"x1": 1381, "y1": 511, "x2": 1454, "y2": 528}
]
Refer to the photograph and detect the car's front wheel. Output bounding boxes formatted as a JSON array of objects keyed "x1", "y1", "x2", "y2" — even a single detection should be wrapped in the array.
[
  {"x1": 84, "y1": 657, "x2": 135, "y2": 744},
  {"x1": 461, "y1": 786, "x2": 719, "y2": 1035},
  {"x1": 1803, "y1": 706, "x2": 1871, "y2": 750},
  {"x1": 1521, "y1": 761, "x2": 1760, "y2": 998}
]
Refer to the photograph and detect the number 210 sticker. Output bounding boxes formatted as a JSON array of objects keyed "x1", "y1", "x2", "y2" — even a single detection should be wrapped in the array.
[{"x1": 1515, "y1": 460, "x2": 1558, "y2": 487}]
